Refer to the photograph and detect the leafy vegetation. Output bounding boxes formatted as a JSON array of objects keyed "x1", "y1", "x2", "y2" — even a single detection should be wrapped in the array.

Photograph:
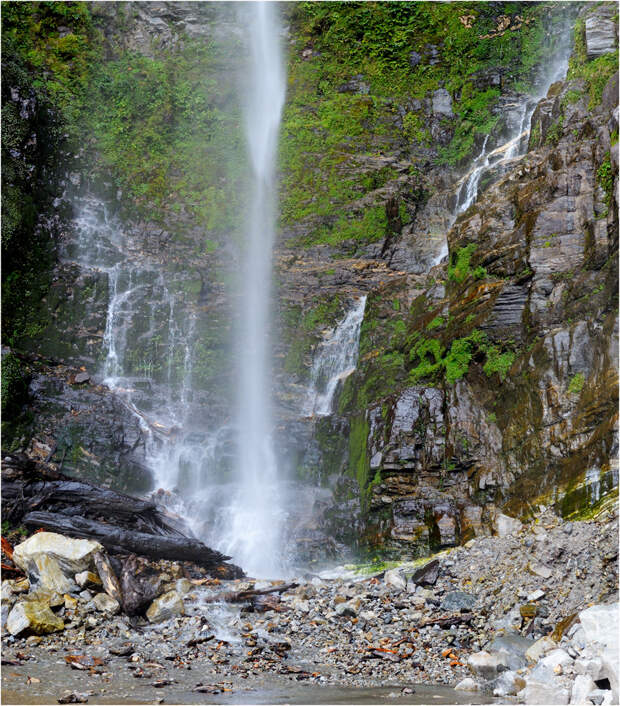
[
  {"x1": 448, "y1": 243, "x2": 478, "y2": 283},
  {"x1": 568, "y1": 372, "x2": 585, "y2": 394},
  {"x1": 281, "y1": 2, "x2": 562, "y2": 247},
  {"x1": 597, "y1": 152, "x2": 614, "y2": 208}
]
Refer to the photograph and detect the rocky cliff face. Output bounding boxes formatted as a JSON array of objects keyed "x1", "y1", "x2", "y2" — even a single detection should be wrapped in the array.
[
  {"x1": 2, "y1": 2, "x2": 617, "y2": 562},
  {"x1": 292, "y1": 3, "x2": 618, "y2": 559}
]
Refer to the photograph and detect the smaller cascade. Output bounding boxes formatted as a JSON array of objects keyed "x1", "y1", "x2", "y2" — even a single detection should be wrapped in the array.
[
  {"x1": 585, "y1": 467, "x2": 602, "y2": 505},
  {"x1": 303, "y1": 296, "x2": 367, "y2": 417}
]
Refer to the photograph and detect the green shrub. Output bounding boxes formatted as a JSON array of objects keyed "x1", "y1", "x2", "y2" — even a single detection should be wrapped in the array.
[
  {"x1": 448, "y1": 243, "x2": 477, "y2": 283},
  {"x1": 483, "y1": 346, "x2": 515, "y2": 381},
  {"x1": 444, "y1": 338, "x2": 473, "y2": 384},
  {"x1": 568, "y1": 372, "x2": 585, "y2": 394},
  {"x1": 597, "y1": 152, "x2": 614, "y2": 207}
]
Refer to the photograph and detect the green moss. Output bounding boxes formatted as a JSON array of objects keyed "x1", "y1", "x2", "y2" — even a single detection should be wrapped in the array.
[
  {"x1": 403, "y1": 111, "x2": 432, "y2": 146},
  {"x1": 448, "y1": 243, "x2": 477, "y2": 283},
  {"x1": 426, "y1": 316, "x2": 444, "y2": 331},
  {"x1": 444, "y1": 337, "x2": 474, "y2": 384},
  {"x1": 409, "y1": 337, "x2": 444, "y2": 383},
  {"x1": 281, "y1": 2, "x2": 560, "y2": 234},
  {"x1": 545, "y1": 115, "x2": 564, "y2": 146},
  {"x1": 597, "y1": 152, "x2": 614, "y2": 207},
  {"x1": 568, "y1": 372, "x2": 585, "y2": 394},
  {"x1": 483, "y1": 346, "x2": 516, "y2": 381},
  {"x1": 348, "y1": 414, "x2": 371, "y2": 508},
  {"x1": 301, "y1": 204, "x2": 389, "y2": 247}
]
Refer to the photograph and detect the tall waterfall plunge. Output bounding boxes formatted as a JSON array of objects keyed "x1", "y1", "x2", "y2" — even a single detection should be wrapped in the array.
[{"x1": 223, "y1": 2, "x2": 286, "y2": 577}]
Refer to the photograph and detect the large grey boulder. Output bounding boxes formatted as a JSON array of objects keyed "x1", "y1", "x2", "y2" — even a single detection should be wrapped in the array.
[
  {"x1": 578, "y1": 603, "x2": 619, "y2": 703},
  {"x1": 432, "y1": 88, "x2": 454, "y2": 117},
  {"x1": 384, "y1": 568, "x2": 407, "y2": 592},
  {"x1": 13, "y1": 533, "x2": 104, "y2": 594},
  {"x1": 467, "y1": 650, "x2": 509, "y2": 680},
  {"x1": 570, "y1": 674, "x2": 597, "y2": 705},
  {"x1": 585, "y1": 13, "x2": 617, "y2": 59},
  {"x1": 493, "y1": 512, "x2": 522, "y2": 537}
]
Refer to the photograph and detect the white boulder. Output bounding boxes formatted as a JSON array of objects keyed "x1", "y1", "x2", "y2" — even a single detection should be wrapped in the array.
[{"x1": 13, "y1": 532, "x2": 103, "y2": 594}]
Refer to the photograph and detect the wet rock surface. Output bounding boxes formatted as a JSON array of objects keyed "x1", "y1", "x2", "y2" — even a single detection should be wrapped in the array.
[{"x1": 2, "y1": 507, "x2": 616, "y2": 703}]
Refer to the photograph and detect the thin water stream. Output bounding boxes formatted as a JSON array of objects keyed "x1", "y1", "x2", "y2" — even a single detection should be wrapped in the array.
[
  {"x1": 432, "y1": 34, "x2": 573, "y2": 266},
  {"x1": 303, "y1": 296, "x2": 367, "y2": 417}
]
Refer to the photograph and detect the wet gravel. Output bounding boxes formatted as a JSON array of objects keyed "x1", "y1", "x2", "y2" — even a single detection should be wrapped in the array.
[{"x1": 2, "y1": 507, "x2": 617, "y2": 704}]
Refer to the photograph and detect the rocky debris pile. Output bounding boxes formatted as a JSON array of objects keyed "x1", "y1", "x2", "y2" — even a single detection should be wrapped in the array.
[
  {"x1": 460, "y1": 602, "x2": 619, "y2": 705},
  {"x1": 1, "y1": 507, "x2": 617, "y2": 701},
  {"x1": 1, "y1": 532, "x2": 213, "y2": 636}
]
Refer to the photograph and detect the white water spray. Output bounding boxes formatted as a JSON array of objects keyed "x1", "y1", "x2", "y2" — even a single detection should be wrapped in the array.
[
  {"x1": 221, "y1": 2, "x2": 286, "y2": 577},
  {"x1": 303, "y1": 296, "x2": 367, "y2": 417}
]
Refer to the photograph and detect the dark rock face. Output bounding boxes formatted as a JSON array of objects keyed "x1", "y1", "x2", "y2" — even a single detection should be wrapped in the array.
[
  {"x1": 309, "y1": 7, "x2": 618, "y2": 556},
  {"x1": 27, "y1": 366, "x2": 151, "y2": 493}
]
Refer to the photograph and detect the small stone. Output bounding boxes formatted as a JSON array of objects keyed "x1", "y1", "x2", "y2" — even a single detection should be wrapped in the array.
[
  {"x1": 92, "y1": 593, "x2": 120, "y2": 615},
  {"x1": 520, "y1": 603, "x2": 538, "y2": 619},
  {"x1": 384, "y1": 569, "x2": 406, "y2": 592},
  {"x1": 1, "y1": 580, "x2": 14, "y2": 601},
  {"x1": 335, "y1": 597, "x2": 360, "y2": 618},
  {"x1": 570, "y1": 674, "x2": 596, "y2": 704},
  {"x1": 411, "y1": 559, "x2": 440, "y2": 586},
  {"x1": 75, "y1": 572, "x2": 102, "y2": 589},
  {"x1": 467, "y1": 650, "x2": 508, "y2": 680},
  {"x1": 64, "y1": 594, "x2": 78, "y2": 611},
  {"x1": 6, "y1": 599, "x2": 64, "y2": 636},
  {"x1": 454, "y1": 677, "x2": 480, "y2": 692},
  {"x1": 441, "y1": 591, "x2": 476, "y2": 612},
  {"x1": 494, "y1": 513, "x2": 522, "y2": 537},
  {"x1": 493, "y1": 670, "x2": 526, "y2": 697},
  {"x1": 523, "y1": 682, "x2": 569, "y2": 705},
  {"x1": 73, "y1": 371, "x2": 90, "y2": 384},
  {"x1": 528, "y1": 589, "x2": 546, "y2": 602},
  {"x1": 528, "y1": 561, "x2": 553, "y2": 579},
  {"x1": 146, "y1": 591, "x2": 184, "y2": 624}
]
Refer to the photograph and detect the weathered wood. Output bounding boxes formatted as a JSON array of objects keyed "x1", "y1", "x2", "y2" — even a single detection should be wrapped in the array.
[
  {"x1": 93, "y1": 551, "x2": 123, "y2": 605},
  {"x1": 120, "y1": 554, "x2": 161, "y2": 617},
  {"x1": 22, "y1": 511, "x2": 236, "y2": 569},
  {"x1": 206, "y1": 582, "x2": 299, "y2": 609},
  {"x1": 2, "y1": 453, "x2": 244, "y2": 579}
]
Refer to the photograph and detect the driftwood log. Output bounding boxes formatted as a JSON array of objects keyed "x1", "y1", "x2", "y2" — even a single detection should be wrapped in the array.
[
  {"x1": 204, "y1": 582, "x2": 299, "y2": 612},
  {"x1": 1, "y1": 452, "x2": 243, "y2": 578}
]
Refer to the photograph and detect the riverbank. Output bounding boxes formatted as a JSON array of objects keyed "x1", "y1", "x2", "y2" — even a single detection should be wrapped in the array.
[{"x1": 2, "y1": 503, "x2": 617, "y2": 705}]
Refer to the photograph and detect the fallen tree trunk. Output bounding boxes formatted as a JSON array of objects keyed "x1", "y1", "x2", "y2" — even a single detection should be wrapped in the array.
[
  {"x1": 2, "y1": 452, "x2": 243, "y2": 578},
  {"x1": 22, "y1": 511, "x2": 238, "y2": 572},
  {"x1": 2, "y1": 454, "x2": 188, "y2": 537}
]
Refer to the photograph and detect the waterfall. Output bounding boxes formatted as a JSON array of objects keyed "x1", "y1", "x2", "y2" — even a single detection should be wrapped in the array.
[
  {"x1": 217, "y1": 2, "x2": 286, "y2": 577},
  {"x1": 303, "y1": 296, "x2": 367, "y2": 417},
  {"x1": 432, "y1": 31, "x2": 573, "y2": 267}
]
